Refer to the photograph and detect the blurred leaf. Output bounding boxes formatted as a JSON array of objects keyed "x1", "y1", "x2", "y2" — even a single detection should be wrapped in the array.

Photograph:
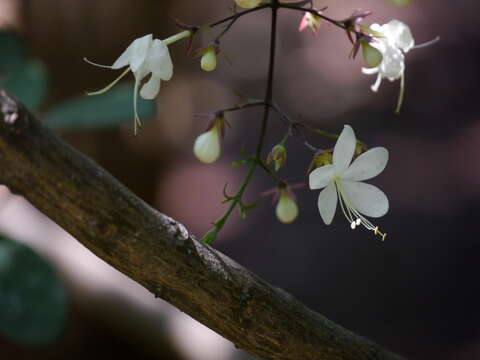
[
  {"x1": 4, "y1": 60, "x2": 48, "y2": 110},
  {"x1": 0, "y1": 31, "x2": 26, "y2": 74},
  {"x1": 0, "y1": 237, "x2": 67, "y2": 345},
  {"x1": 44, "y1": 84, "x2": 157, "y2": 130}
]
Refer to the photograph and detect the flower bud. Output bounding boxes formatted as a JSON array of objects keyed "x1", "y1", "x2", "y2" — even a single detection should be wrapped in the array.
[
  {"x1": 193, "y1": 125, "x2": 221, "y2": 164},
  {"x1": 235, "y1": 0, "x2": 262, "y2": 9},
  {"x1": 298, "y1": 12, "x2": 322, "y2": 34},
  {"x1": 385, "y1": 0, "x2": 412, "y2": 7},
  {"x1": 361, "y1": 40, "x2": 383, "y2": 68},
  {"x1": 307, "y1": 150, "x2": 332, "y2": 174},
  {"x1": 201, "y1": 47, "x2": 217, "y2": 72},
  {"x1": 275, "y1": 190, "x2": 298, "y2": 224},
  {"x1": 267, "y1": 144, "x2": 287, "y2": 172}
]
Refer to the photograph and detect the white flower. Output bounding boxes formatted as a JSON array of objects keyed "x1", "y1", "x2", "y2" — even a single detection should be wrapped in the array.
[
  {"x1": 85, "y1": 34, "x2": 173, "y2": 135},
  {"x1": 235, "y1": 0, "x2": 262, "y2": 9},
  {"x1": 275, "y1": 189, "x2": 299, "y2": 224},
  {"x1": 309, "y1": 125, "x2": 389, "y2": 240},
  {"x1": 362, "y1": 20, "x2": 414, "y2": 113},
  {"x1": 193, "y1": 125, "x2": 221, "y2": 164}
]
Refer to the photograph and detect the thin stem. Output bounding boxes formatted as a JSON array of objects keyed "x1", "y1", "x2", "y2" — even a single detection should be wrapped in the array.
[
  {"x1": 277, "y1": 2, "x2": 346, "y2": 30},
  {"x1": 203, "y1": 1, "x2": 279, "y2": 244},
  {"x1": 208, "y1": 4, "x2": 271, "y2": 29},
  {"x1": 163, "y1": 30, "x2": 192, "y2": 46}
]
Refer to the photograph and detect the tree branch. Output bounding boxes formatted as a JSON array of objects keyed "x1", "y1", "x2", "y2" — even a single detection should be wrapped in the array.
[{"x1": 0, "y1": 89, "x2": 406, "y2": 360}]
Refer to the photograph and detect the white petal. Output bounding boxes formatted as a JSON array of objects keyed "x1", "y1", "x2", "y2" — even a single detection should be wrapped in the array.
[
  {"x1": 333, "y1": 125, "x2": 356, "y2": 174},
  {"x1": 129, "y1": 34, "x2": 153, "y2": 73},
  {"x1": 362, "y1": 66, "x2": 379, "y2": 75},
  {"x1": 384, "y1": 20, "x2": 415, "y2": 52},
  {"x1": 146, "y1": 39, "x2": 173, "y2": 81},
  {"x1": 342, "y1": 180, "x2": 389, "y2": 218},
  {"x1": 379, "y1": 44, "x2": 405, "y2": 81},
  {"x1": 371, "y1": 72, "x2": 383, "y2": 92},
  {"x1": 342, "y1": 147, "x2": 388, "y2": 181},
  {"x1": 112, "y1": 46, "x2": 132, "y2": 69},
  {"x1": 317, "y1": 181, "x2": 337, "y2": 225},
  {"x1": 309, "y1": 164, "x2": 335, "y2": 190},
  {"x1": 140, "y1": 75, "x2": 161, "y2": 99}
]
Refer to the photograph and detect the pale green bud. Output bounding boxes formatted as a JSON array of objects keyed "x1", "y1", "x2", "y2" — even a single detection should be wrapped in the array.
[
  {"x1": 385, "y1": 0, "x2": 412, "y2": 8},
  {"x1": 267, "y1": 144, "x2": 287, "y2": 172},
  {"x1": 235, "y1": 0, "x2": 262, "y2": 9},
  {"x1": 275, "y1": 190, "x2": 298, "y2": 224},
  {"x1": 201, "y1": 47, "x2": 217, "y2": 72},
  {"x1": 193, "y1": 125, "x2": 221, "y2": 164}
]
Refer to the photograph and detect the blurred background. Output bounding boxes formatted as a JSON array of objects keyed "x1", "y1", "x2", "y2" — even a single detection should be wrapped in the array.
[{"x1": 0, "y1": 0, "x2": 478, "y2": 359}]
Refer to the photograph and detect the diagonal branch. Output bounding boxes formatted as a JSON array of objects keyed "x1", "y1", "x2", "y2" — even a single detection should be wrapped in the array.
[{"x1": 0, "y1": 89, "x2": 406, "y2": 360}]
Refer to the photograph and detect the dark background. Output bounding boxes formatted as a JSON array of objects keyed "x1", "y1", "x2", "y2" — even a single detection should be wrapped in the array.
[{"x1": 1, "y1": 0, "x2": 479, "y2": 359}]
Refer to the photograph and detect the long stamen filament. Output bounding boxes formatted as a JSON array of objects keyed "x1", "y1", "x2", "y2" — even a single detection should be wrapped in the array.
[
  {"x1": 334, "y1": 178, "x2": 387, "y2": 240},
  {"x1": 395, "y1": 74, "x2": 405, "y2": 115},
  {"x1": 413, "y1": 36, "x2": 440, "y2": 49},
  {"x1": 86, "y1": 67, "x2": 131, "y2": 96}
]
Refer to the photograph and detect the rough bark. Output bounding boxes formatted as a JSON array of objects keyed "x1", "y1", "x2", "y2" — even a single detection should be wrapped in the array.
[{"x1": 0, "y1": 90, "x2": 406, "y2": 360}]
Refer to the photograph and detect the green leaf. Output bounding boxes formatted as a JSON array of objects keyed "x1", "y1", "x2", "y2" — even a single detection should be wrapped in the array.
[
  {"x1": 44, "y1": 83, "x2": 157, "y2": 130},
  {"x1": 4, "y1": 60, "x2": 48, "y2": 110},
  {"x1": 0, "y1": 237, "x2": 67, "y2": 345}
]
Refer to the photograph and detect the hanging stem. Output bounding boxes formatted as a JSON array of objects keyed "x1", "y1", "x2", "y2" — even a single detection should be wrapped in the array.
[{"x1": 202, "y1": 1, "x2": 279, "y2": 244}]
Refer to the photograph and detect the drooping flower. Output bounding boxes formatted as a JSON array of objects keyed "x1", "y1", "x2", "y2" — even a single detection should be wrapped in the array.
[
  {"x1": 235, "y1": 0, "x2": 262, "y2": 9},
  {"x1": 275, "y1": 188, "x2": 299, "y2": 224},
  {"x1": 361, "y1": 20, "x2": 414, "y2": 113},
  {"x1": 309, "y1": 125, "x2": 389, "y2": 240},
  {"x1": 85, "y1": 34, "x2": 173, "y2": 135}
]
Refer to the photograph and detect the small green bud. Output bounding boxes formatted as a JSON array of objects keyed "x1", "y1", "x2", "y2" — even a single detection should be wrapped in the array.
[
  {"x1": 201, "y1": 47, "x2": 217, "y2": 72},
  {"x1": 267, "y1": 144, "x2": 287, "y2": 172},
  {"x1": 385, "y1": 0, "x2": 412, "y2": 8},
  {"x1": 275, "y1": 190, "x2": 298, "y2": 224},
  {"x1": 235, "y1": 0, "x2": 262, "y2": 8}
]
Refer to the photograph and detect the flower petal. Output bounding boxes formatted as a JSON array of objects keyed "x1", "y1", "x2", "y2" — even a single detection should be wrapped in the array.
[
  {"x1": 128, "y1": 34, "x2": 153, "y2": 73},
  {"x1": 333, "y1": 125, "x2": 356, "y2": 174},
  {"x1": 342, "y1": 147, "x2": 388, "y2": 181},
  {"x1": 317, "y1": 181, "x2": 337, "y2": 225},
  {"x1": 140, "y1": 75, "x2": 161, "y2": 99},
  {"x1": 309, "y1": 164, "x2": 334, "y2": 189},
  {"x1": 379, "y1": 44, "x2": 404, "y2": 81},
  {"x1": 384, "y1": 20, "x2": 415, "y2": 52},
  {"x1": 146, "y1": 39, "x2": 173, "y2": 81},
  {"x1": 342, "y1": 180, "x2": 389, "y2": 218}
]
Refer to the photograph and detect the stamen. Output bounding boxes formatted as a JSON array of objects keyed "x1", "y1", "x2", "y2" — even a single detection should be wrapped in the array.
[
  {"x1": 83, "y1": 57, "x2": 114, "y2": 69},
  {"x1": 413, "y1": 36, "x2": 440, "y2": 50},
  {"x1": 133, "y1": 78, "x2": 141, "y2": 136},
  {"x1": 351, "y1": 221, "x2": 357, "y2": 230},
  {"x1": 356, "y1": 218, "x2": 361, "y2": 226},
  {"x1": 86, "y1": 67, "x2": 131, "y2": 96},
  {"x1": 373, "y1": 226, "x2": 387, "y2": 241},
  {"x1": 394, "y1": 74, "x2": 405, "y2": 115}
]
